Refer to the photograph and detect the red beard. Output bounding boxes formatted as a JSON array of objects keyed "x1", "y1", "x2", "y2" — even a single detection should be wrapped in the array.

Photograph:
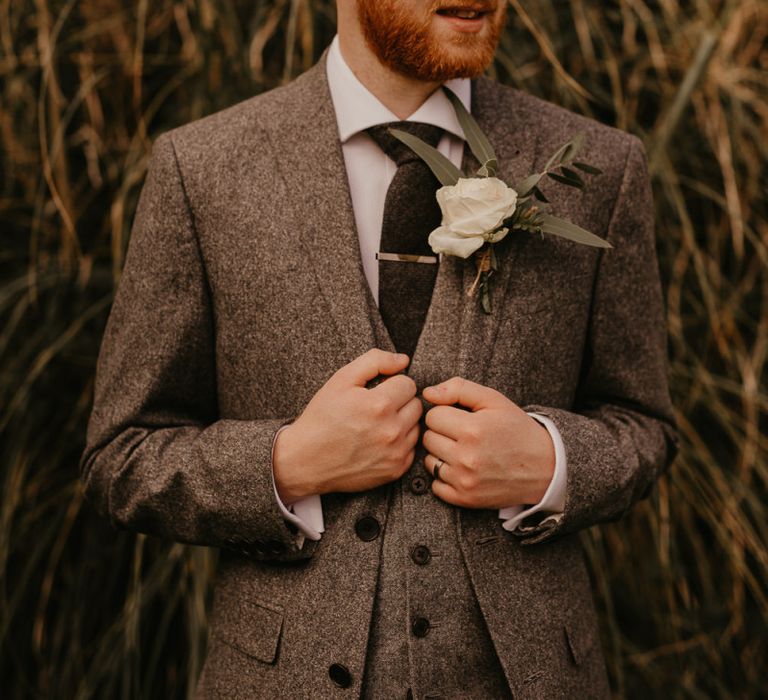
[{"x1": 356, "y1": 0, "x2": 507, "y2": 82}]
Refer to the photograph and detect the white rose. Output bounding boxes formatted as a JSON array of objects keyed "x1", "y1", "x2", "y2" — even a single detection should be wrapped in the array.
[{"x1": 428, "y1": 177, "x2": 518, "y2": 258}]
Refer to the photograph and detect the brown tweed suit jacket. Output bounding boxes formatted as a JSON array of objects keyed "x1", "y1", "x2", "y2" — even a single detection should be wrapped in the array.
[{"x1": 80, "y1": 52, "x2": 679, "y2": 698}]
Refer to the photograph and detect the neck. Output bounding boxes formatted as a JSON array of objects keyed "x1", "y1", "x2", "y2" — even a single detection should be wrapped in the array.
[{"x1": 337, "y1": 31, "x2": 441, "y2": 120}]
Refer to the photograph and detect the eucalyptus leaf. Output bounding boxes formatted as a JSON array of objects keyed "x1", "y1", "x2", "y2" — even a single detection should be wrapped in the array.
[
  {"x1": 560, "y1": 166, "x2": 585, "y2": 187},
  {"x1": 573, "y1": 161, "x2": 603, "y2": 175},
  {"x1": 543, "y1": 142, "x2": 571, "y2": 172},
  {"x1": 547, "y1": 172, "x2": 584, "y2": 188},
  {"x1": 540, "y1": 214, "x2": 612, "y2": 248},
  {"x1": 544, "y1": 133, "x2": 585, "y2": 171},
  {"x1": 443, "y1": 87, "x2": 497, "y2": 172},
  {"x1": 481, "y1": 282, "x2": 492, "y2": 314},
  {"x1": 515, "y1": 172, "x2": 543, "y2": 197},
  {"x1": 390, "y1": 128, "x2": 462, "y2": 186},
  {"x1": 560, "y1": 133, "x2": 585, "y2": 165}
]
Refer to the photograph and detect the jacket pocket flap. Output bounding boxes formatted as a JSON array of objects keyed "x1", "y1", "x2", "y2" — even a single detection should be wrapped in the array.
[
  {"x1": 213, "y1": 597, "x2": 284, "y2": 664},
  {"x1": 564, "y1": 619, "x2": 597, "y2": 666}
]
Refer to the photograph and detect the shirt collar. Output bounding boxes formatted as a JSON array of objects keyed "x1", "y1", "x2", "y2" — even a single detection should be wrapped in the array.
[{"x1": 326, "y1": 35, "x2": 470, "y2": 144}]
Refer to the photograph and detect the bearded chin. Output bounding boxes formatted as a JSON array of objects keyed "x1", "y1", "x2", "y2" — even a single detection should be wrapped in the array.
[{"x1": 357, "y1": 0, "x2": 506, "y2": 82}]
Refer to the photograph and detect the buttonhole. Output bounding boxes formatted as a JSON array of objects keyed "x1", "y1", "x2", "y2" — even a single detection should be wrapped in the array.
[
  {"x1": 523, "y1": 670, "x2": 544, "y2": 685},
  {"x1": 475, "y1": 536, "x2": 501, "y2": 546}
]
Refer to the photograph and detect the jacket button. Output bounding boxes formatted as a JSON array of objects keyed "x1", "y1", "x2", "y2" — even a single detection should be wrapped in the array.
[
  {"x1": 329, "y1": 663, "x2": 352, "y2": 688},
  {"x1": 412, "y1": 617, "x2": 430, "y2": 638},
  {"x1": 409, "y1": 476, "x2": 428, "y2": 494},
  {"x1": 355, "y1": 516, "x2": 381, "y2": 541},
  {"x1": 411, "y1": 545, "x2": 431, "y2": 565}
]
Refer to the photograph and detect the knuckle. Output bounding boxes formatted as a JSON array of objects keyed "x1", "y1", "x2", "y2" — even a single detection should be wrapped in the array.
[
  {"x1": 394, "y1": 374, "x2": 416, "y2": 395},
  {"x1": 462, "y1": 423, "x2": 481, "y2": 445},
  {"x1": 459, "y1": 473, "x2": 477, "y2": 492},
  {"x1": 455, "y1": 447, "x2": 471, "y2": 470},
  {"x1": 368, "y1": 395, "x2": 391, "y2": 418},
  {"x1": 380, "y1": 423, "x2": 400, "y2": 445}
]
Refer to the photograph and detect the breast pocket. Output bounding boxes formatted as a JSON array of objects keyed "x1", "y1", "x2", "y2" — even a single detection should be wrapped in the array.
[{"x1": 563, "y1": 617, "x2": 599, "y2": 667}]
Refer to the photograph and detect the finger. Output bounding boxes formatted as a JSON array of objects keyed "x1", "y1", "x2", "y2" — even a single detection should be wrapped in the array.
[
  {"x1": 335, "y1": 349, "x2": 410, "y2": 387},
  {"x1": 424, "y1": 405, "x2": 474, "y2": 441},
  {"x1": 421, "y1": 428, "x2": 457, "y2": 464},
  {"x1": 430, "y1": 478, "x2": 468, "y2": 508},
  {"x1": 425, "y1": 453, "x2": 452, "y2": 484},
  {"x1": 422, "y1": 376, "x2": 503, "y2": 411},
  {"x1": 404, "y1": 422, "x2": 420, "y2": 450},
  {"x1": 372, "y1": 373, "x2": 418, "y2": 409},
  {"x1": 398, "y1": 396, "x2": 424, "y2": 429}
]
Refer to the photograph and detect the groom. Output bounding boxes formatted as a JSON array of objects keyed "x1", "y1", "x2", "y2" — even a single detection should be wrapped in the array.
[{"x1": 80, "y1": 0, "x2": 679, "y2": 697}]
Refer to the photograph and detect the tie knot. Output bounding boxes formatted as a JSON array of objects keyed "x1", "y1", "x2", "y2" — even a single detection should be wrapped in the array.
[{"x1": 366, "y1": 121, "x2": 444, "y2": 166}]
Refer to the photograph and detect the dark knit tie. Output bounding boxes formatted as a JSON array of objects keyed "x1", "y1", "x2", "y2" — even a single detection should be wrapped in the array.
[{"x1": 366, "y1": 122, "x2": 444, "y2": 357}]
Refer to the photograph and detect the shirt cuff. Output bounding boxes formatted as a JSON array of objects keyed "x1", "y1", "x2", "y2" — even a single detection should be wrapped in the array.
[
  {"x1": 498, "y1": 412, "x2": 567, "y2": 532},
  {"x1": 270, "y1": 425, "x2": 325, "y2": 543}
]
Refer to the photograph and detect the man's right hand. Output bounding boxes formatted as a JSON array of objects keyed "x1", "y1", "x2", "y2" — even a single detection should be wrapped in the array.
[{"x1": 272, "y1": 349, "x2": 422, "y2": 503}]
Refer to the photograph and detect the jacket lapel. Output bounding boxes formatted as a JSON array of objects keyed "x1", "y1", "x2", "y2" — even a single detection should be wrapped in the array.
[
  {"x1": 270, "y1": 62, "x2": 541, "y2": 376},
  {"x1": 411, "y1": 77, "x2": 542, "y2": 385},
  {"x1": 270, "y1": 55, "x2": 380, "y2": 361}
]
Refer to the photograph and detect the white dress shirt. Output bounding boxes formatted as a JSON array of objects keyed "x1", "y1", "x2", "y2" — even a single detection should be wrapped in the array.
[{"x1": 270, "y1": 35, "x2": 567, "y2": 543}]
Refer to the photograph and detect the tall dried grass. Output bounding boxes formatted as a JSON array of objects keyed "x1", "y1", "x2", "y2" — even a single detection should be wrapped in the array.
[{"x1": 1, "y1": 1, "x2": 765, "y2": 697}]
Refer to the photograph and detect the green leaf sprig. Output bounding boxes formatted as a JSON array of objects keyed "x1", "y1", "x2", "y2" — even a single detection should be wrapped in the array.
[{"x1": 389, "y1": 87, "x2": 611, "y2": 313}]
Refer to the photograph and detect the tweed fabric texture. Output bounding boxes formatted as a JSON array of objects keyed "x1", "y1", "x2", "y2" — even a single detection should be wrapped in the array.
[
  {"x1": 80, "y1": 50, "x2": 680, "y2": 698},
  {"x1": 361, "y1": 294, "x2": 511, "y2": 699},
  {"x1": 367, "y1": 121, "x2": 443, "y2": 356}
]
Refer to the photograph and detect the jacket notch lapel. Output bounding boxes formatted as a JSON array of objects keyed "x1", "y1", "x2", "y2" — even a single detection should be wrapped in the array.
[
  {"x1": 410, "y1": 79, "x2": 542, "y2": 386},
  {"x1": 271, "y1": 57, "x2": 379, "y2": 362},
  {"x1": 455, "y1": 79, "x2": 542, "y2": 385}
]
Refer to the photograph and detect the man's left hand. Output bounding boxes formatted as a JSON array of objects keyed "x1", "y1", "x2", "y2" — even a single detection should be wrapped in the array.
[{"x1": 421, "y1": 377, "x2": 556, "y2": 509}]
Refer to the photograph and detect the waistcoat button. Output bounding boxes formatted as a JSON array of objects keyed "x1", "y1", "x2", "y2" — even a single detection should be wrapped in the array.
[
  {"x1": 409, "y1": 475, "x2": 428, "y2": 494},
  {"x1": 411, "y1": 545, "x2": 431, "y2": 565},
  {"x1": 355, "y1": 515, "x2": 381, "y2": 541},
  {"x1": 412, "y1": 617, "x2": 431, "y2": 638},
  {"x1": 329, "y1": 663, "x2": 353, "y2": 688}
]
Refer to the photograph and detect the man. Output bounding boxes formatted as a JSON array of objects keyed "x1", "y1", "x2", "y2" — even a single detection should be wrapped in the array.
[{"x1": 80, "y1": 0, "x2": 679, "y2": 697}]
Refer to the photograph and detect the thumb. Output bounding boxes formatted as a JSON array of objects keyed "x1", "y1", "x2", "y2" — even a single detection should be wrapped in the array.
[{"x1": 334, "y1": 348, "x2": 410, "y2": 387}]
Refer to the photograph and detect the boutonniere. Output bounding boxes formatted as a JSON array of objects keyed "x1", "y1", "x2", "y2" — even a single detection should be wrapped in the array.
[{"x1": 390, "y1": 87, "x2": 611, "y2": 314}]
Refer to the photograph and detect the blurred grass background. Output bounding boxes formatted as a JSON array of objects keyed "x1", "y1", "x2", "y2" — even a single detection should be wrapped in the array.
[{"x1": 1, "y1": 0, "x2": 766, "y2": 697}]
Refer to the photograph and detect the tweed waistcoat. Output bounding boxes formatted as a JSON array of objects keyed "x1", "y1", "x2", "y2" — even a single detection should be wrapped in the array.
[{"x1": 359, "y1": 268, "x2": 510, "y2": 698}]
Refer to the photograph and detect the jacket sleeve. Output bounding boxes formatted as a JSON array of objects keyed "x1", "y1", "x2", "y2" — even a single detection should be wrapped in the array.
[
  {"x1": 79, "y1": 133, "x2": 316, "y2": 562},
  {"x1": 516, "y1": 136, "x2": 680, "y2": 545}
]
